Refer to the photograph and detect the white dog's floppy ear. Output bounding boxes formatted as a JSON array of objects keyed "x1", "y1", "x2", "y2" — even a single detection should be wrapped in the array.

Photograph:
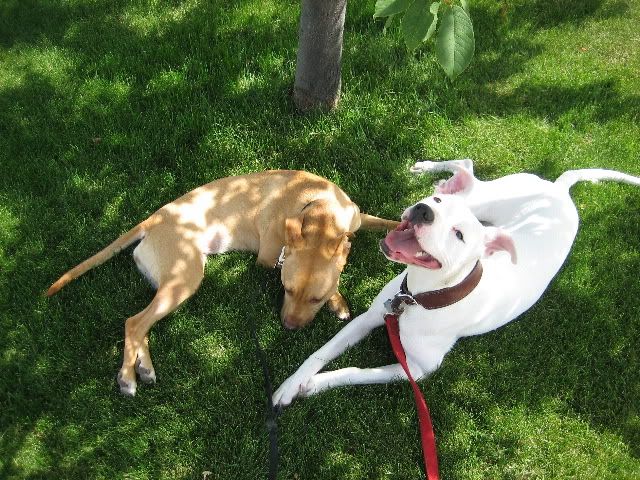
[
  {"x1": 483, "y1": 227, "x2": 517, "y2": 264},
  {"x1": 436, "y1": 166, "x2": 475, "y2": 195}
]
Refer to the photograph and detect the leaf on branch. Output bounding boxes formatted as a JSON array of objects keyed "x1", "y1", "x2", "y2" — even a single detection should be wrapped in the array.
[
  {"x1": 426, "y1": 2, "x2": 441, "y2": 41},
  {"x1": 383, "y1": 13, "x2": 397, "y2": 34},
  {"x1": 374, "y1": 0, "x2": 412, "y2": 18},
  {"x1": 435, "y1": 5, "x2": 475, "y2": 80},
  {"x1": 401, "y1": 0, "x2": 437, "y2": 51},
  {"x1": 460, "y1": 0, "x2": 470, "y2": 12}
]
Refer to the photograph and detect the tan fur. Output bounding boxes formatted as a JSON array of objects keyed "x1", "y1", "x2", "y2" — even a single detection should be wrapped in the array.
[{"x1": 47, "y1": 170, "x2": 398, "y2": 395}]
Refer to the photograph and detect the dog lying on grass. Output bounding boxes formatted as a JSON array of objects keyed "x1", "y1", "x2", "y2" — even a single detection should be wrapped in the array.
[
  {"x1": 47, "y1": 170, "x2": 398, "y2": 396},
  {"x1": 273, "y1": 159, "x2": 640, "y2": 407}
]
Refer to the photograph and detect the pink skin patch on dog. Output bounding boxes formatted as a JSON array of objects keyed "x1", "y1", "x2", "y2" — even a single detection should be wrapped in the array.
[
  {"x1": 381, "y1": 220, "x2": 442, "y2": 269},
  {"x1": 436, "y1": 168, "x2": 474, "y2": 195}
]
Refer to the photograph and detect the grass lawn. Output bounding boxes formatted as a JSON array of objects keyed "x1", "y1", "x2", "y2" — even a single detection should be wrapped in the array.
[{"x1": 1, "y1": 0, "x2": 639, "y2": 478}]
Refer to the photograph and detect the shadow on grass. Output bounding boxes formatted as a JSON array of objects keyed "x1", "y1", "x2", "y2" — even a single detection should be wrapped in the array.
[
  {"x1": 342, "y1": 0, "x2": 637, "y2": 130},
  {"x1": 0, "y1": 222, "x2": 291, "y2": 479},
  {"x1": 0, "y1": 152, "x2": 406, "y2": 479},
  {"x1": 502, "y1": 0, "x2": 630, "y2": 29},
  {"x1": 465, "y1": 79, "x2": 640, "y2": 128},
  {"x1": 272, "y1": 183, "x2": 640, "y2": 478},
  {"x1": 468, "y1": 0, "x2": 637, "y2": 126},
  {"x1": 1, "y1": 0, "x2": 638, "y2": 478},
  {"x1": 432, "y1": 185, "x2": 640, "y2": 464}
]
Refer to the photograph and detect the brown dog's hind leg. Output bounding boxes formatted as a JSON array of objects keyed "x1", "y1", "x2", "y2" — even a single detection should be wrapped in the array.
[
  {"x1": 135, "y1": 335, "x2": 156, "y2": 385},
  {"x1": 327, "y1": 292, "x2": 351, "y2": 321},
  {"x1": 117, "y1": 271, "x2": 204, "y2": 396}
]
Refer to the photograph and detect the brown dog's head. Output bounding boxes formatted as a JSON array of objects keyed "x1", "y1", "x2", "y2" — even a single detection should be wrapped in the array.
[{"x1": 280, "y1": 206, "x2": 352, "y2": 329}]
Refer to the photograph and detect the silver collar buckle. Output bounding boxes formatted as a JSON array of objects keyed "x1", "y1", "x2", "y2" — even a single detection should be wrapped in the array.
[
  {"x1": 384, "y1": 292, "x2": 417, "y2": 315},
  {"x1": 274, "y1": 247, "x2": 286, "y2": 270}
]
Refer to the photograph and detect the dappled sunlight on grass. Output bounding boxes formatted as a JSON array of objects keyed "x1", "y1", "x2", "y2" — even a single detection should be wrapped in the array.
[
  {"x1": 122, "y1": 0, "x2": 201, "y2": 37},
  {"x1": 9, "y1": 416, "x2": 53, "y2": 477},
  {"x1": 0, "y1": 45, "x2": 76, "y2": 92},
  {"x1": 146, "y1": 69, "x2": 189, "y2": 96},
  {"x1": 1, "y1": 0, "x2": 639, "y2": 478},
  {"x1": 75, "y1": 78, "x2": 132, "y2": 117},
  {"x1": 324, "y1": 450, "x2": 365, "y2": 479}
]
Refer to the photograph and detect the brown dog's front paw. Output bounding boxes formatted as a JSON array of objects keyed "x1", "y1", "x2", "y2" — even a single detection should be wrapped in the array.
[
  {"x1": 135, "y1": 358, "x2": 157, "y2": 385},
  {"x1": 117, "y1": 370, "x2": 137, "y2": 396},
  {"x1": 328, "y1": 292, "x2": 351, "y2": 321}
]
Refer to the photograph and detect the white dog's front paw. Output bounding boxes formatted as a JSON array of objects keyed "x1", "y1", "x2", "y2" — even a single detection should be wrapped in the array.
[
  {"x1": 410, "y1": 160, "x2": 437, "y2": 174},
  {"x1": 273, "y1": 373, "x2": 315, "y2": 408}
]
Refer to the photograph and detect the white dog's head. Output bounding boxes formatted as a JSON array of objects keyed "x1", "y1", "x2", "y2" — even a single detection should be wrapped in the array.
[{"x1": 381, "y1": 194, "x2": 516, "y2": 282}]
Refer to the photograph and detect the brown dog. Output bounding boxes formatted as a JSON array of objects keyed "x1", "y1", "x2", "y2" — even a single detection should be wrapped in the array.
[{"x1": 47, "y1": 170, "x2": 398, "y2": 395}]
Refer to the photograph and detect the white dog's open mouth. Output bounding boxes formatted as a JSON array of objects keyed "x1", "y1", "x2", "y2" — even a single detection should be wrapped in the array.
[{"x1": 380, "y1": 220, "x2": 442, "y2": 269}]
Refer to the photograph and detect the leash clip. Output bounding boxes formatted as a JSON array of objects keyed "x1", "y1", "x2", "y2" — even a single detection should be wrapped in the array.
[
  {"x1": 274, "y1": 247, "x2": 286, "y2": 270},
  {"x1": 384, "y1": 292, "x2": 418, "y2": 315}
]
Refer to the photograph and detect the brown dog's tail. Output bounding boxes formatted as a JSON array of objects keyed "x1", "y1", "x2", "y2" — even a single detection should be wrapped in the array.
[
  {"x1": 358, "y1": 213, "x2": 400, "y2": 231},
  {"x1": 46, "y1": 215, "x2": 160, "y2": 297}
]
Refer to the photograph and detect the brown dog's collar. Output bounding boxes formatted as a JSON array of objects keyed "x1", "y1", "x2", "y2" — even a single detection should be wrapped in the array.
[{"x1": 387, "y1": 261, "x2": 483, "y2": 314}]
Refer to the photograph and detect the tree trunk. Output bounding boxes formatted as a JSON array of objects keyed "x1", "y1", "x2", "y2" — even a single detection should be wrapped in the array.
[{"x1": 294, "y1": 0, "x2": 347, "y2": 113}]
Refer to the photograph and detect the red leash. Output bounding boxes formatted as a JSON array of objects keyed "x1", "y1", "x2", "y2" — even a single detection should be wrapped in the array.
[
  {"x1": 379, "y1": 263, "x2": 483, "y2": 478},
  {"x1": 385, "y1": 312, "x2": 440, "y2": 480}
]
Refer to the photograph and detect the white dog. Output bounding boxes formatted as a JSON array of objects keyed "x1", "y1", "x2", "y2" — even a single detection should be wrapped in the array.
[{"x1": 274, "y1": 159, "x2": 640, "y2": 407}]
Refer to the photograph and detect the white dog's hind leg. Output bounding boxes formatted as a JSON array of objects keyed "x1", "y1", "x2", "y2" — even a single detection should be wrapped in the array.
[
  {"x1": 411, "y1": 160, "x2": 478, "y2": 196},
  {"x1": 410, "y1": 159, "x2": 474, "y2": 176}
]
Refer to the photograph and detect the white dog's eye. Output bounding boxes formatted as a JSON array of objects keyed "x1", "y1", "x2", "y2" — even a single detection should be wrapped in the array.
[
  {"x1": 433, "y1": 197, "x2": 442, "y2": 203},
  {"x1": 455, "y1": 229, "x2": 464, "y2": 242}
]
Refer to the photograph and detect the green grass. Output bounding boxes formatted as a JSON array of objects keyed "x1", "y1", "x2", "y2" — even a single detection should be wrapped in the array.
[{"x1": 1, "y1": 0, "x2": 639, "y2": 478}]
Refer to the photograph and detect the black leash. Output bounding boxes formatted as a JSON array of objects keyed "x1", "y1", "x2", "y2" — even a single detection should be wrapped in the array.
[{"x1": 251, "y1": 267, "x2": 284, "y2": 480}]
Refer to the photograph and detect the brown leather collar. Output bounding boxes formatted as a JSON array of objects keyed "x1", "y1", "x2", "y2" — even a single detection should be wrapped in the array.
[{"x1": 388, "y1": 261, "x2": 483, "y2": 314}]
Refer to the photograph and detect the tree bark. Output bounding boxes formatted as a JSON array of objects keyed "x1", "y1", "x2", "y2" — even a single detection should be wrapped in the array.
[{"x1": 294, "y1": 0, "x2": 347, "y2": 113}]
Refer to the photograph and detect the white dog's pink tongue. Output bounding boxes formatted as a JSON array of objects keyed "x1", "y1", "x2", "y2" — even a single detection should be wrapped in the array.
[
  {"x1": 384, "y1": 227, "x2": 441, "y2": 269},
  {"x1": 384, "y1": 228, "x2": 422, "y2": 257}
]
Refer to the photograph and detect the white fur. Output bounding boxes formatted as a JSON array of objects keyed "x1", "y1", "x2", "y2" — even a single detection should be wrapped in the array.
[
  {"x1": 133, "y1": 242, "x2": 161, "y2": 289},
  {"x1": 273, "y1": 159, "x2": 640, "y2": 407}
]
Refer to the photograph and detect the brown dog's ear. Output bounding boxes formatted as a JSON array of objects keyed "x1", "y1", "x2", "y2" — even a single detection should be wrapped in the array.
[
  {"x1": 285, "y1": 216, "x2": 304, "y2": 248},
  {"x1": 332, "y1": 232, "x2": 353, "y2": 269}
]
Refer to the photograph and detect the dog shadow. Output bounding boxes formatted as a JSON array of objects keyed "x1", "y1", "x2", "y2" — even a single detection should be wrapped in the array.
[{"x1": 272, "y1": 184, "x2": 640, "y2": 478}]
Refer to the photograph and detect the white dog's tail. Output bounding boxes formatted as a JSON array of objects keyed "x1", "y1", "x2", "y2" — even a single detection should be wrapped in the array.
[{"x1": 555, "y1": 169, "x2": 640, "y2": 190}]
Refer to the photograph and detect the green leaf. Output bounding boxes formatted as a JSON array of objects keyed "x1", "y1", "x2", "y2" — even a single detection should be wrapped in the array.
[
  {"x1": 435, "y1": 5, "x2": 475, "y2": 80},
  {"x1": 460, "y1": 0, "x2": 470, "y2": 12},
  {"x1": 426, "y1": 2, "x2": 440, "y2": 42},
  {"x1": 374, "y1": 0, "x2": 412, "y2": 18},
  {"x1": 401, "y1": 0, "x2": 436, "y2": 51},
  {"x1": 383, "y1": 14, "x2": 396, "y2": 34}
]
